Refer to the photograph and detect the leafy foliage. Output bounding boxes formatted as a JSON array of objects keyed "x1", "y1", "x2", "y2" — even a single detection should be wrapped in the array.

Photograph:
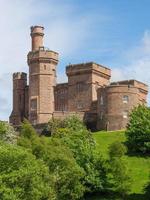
[
  {"x1": 126, "y1": 105, "x2": 150, "y2": 153},
  {"x1": 18, "y1": 119, "x2": 85, "y2": 200},
  {"x1": 0, "y1": 143, "x2": 55, "y2": 200},
  {"x1": 0, "y1": 121, "x2": 18, "y2": 144},
  {"x1": 108, "y1": 142, "x2": 131, "y2": 197},
  {"x1": 49, "y1": 116, "x2": 108, "y2": 193},
  {"x1": 145, "y1": 180, "x2": 150, "y2": 199},
  {"x1": 108, "y1": 141, "x2": 127, "y2": 158}
]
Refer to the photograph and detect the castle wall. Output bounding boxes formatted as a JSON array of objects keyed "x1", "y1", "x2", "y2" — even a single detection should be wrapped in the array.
[
  {"x1": 54, "y1": 83, "x2": 68, "y2": 111},
  {"x1": 66, "y1": 62, "x2": 111, "y2": 113},
  {"x1": 53, "y1": 111, "x2": 85, "y2": 120},
  {"x1": 24, "y1": 86, "x2": 29, "y2": 119},
  {"x1": 111, "y1": 80, "x2": 148, "y2": 104},
  {"x1": 97, "y1": 84, "x2": 147, "y2": 131}
]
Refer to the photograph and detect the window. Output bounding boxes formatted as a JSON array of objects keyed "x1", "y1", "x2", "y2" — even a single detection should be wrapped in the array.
[
  {"x1": 33, "y1": 120, "x2": 37, "y2": 125},
  {"x1": 31, "y1": 99, "x2": 37, "y2": 110},
  {"x1": 76, "y1": 82, "x2": 84, "y2": 92},
  {"x1": 100, "y1": 112, "x2": 103, "y2": 120},
  {"x1": 100, "y1": 96, "x2": 104, "y2": 105},
  {"x1": 123, "y1": 95, "x2": 129, "y2": 103},
  {"x1": 123, "y1": 111, "x2": 128, "y2": 119},
  {"x1": 77, "y1": 101, "x2": 83, "y2": 109}
]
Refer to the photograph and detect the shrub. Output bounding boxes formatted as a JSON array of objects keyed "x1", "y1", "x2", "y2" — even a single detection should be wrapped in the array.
[
  {"x1": 108, "y1": 141, "x2": 127, "y2": 158},
  {"x1": 126, "y1": 105, "x2": 150, "y2": 153},
  {"x1": 18, "y1": 120, "x2": 85, "y2": 200},
  {"x1": 0, "y1": 143, "x2": 55, "y2": 200},
  {"x1": 0, "y1": 121, "x2": 18, "y2": 144},
  {"x1": 108, "y1": 142, "x2": 131, "y2": 197},
  {"x1": 51, "y1": 116, "x2": 108, "y2": 193}
]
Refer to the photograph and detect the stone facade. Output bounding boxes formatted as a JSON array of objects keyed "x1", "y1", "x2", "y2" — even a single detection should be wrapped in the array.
[
  {"x1": 9, "y1": 26, "x2": 149, "y2": 131},
  {"x1": 97, "y1": 80, "x2": 148, "y2": 131}
]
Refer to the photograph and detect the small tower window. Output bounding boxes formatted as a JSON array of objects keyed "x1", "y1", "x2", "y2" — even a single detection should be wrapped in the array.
[
  {"x1": 123, "y1": 95, "x2": 129, "y2": 103},
  {"x1": 100, "y1": 96, "x2": 104, "y2": 105},
  {"x1": 77, "y1": 101, "x2": 83, "y2": 109},
  {"x1": 31, "y1": 99, "x2": 37, "y2": 110},
  {"x1": 123, "y1": 111, "x2": 128, "y2": 119},
  {"x1": 44, "y1": 65, "x2": 46, "y2": 70},
  {"x1": 100, "y1": 112, "x2": 103, "y2": 120}
]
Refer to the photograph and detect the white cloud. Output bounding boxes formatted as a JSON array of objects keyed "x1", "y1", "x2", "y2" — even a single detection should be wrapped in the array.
[
  {"x1": 0, "y1": 0, "x2": 109, "y2": 120},
  {"x1": 112, "y1": 31, "x2": 150, "y2": 104}
]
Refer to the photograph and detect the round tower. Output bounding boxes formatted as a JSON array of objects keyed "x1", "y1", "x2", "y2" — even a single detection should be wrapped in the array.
[
  {"x1": 30, "y1": 26, "x2": 44, "y2": 51},
  {"x1": 9, "y1": 72, "x2": 27, "y2": 126},
  {"x1": 97, "y1": 85, "x2": 139, "y2": 131}
]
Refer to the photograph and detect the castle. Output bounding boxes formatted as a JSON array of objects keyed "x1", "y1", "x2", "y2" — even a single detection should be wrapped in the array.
[{"x1": 9, "y1": 26, "x2": 148, "y2": 131}]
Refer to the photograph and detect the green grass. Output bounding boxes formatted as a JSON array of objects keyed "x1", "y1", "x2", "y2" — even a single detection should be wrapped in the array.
[{"x1": 88, "y1": 130, "x2": 150, "y2": 200}]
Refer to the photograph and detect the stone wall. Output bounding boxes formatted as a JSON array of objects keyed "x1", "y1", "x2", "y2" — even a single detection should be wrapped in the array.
[
  {"x1": 97, "y1": 82, "x2": 148, "y2": 131},
  {"x1": 54, "y1": 83, "x2": 68, "y2": 111}
]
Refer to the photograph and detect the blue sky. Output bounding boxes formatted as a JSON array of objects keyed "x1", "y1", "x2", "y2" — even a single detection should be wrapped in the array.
[{"x1": 0, "y1": 0, "x2": 150, "y2": 120}]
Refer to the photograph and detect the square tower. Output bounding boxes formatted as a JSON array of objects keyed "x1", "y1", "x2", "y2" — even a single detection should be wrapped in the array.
[{"x1": 66, "y1": 62, "x2": 111, "y2": 112}]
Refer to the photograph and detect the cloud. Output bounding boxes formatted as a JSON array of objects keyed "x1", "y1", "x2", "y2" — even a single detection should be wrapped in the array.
[
  {"x1": 0, "y1": 0, "x2": 110, "y2": 120},
  {"x1": 111, "y1": 30, "x2": 150, "y2": 104}
]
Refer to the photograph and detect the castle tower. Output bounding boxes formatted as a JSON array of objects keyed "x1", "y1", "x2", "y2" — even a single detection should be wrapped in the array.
[
  {"x1": 9, "y1": 72, "x2": 27, "y2": 126},
  {"x1": 27, "y1": 26, "x2": 59, "y2": 125}
]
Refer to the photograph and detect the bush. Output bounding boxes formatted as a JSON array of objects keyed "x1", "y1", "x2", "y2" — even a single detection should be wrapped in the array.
[
  {"x1": 18, "y1": 120, "x2": 85, "y2": 200},
  {"x1": 108, "y1": 141, "x2": 127, "y2": 158},
  {"x1": 0, "y1": 143, "x2": 55, "y2": 200},
  {"x1": 126, "y1": 105, "x2": 150, "y2": 153},
  {"x1": 0, "y1": 121, "x2": 18, "y2": 144},
  {"x1": 108, "y1": 142, "x2": 131, "y2": 197},
  {"x1": 145, "y1": 176, "x2": 150, "y2": 198},
  {"x1": 50, "y1": 116, "x2": 108, "y2": 193}
]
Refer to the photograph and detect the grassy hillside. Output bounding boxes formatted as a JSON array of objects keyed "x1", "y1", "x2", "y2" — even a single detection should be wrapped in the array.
[{"x1": 88, "y1": 131, "x2": 150, "y2": 200}]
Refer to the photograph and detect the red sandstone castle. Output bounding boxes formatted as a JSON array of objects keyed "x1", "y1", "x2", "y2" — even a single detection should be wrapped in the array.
[{"x1": 9, "y1": 26, "x2": 148, "y2": 131}]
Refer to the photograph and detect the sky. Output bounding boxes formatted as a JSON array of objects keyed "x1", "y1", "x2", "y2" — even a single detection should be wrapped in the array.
[{"x1": 0, "y1": 0, "x2": 150, "y2": 120}]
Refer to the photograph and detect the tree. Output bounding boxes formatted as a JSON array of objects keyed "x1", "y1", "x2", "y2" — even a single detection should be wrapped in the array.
[
  {"x1": 50, "y1": 116, "x2": 108, "y2": 193},
  {"x1": 109, "y1": 141, "x2": 127, "y2": 158},
  {"x1": 108, "y1": 142, "x2": 131, "y2": 198},
  {"x1": 0, "y1": 143, "x2": 55, "y2": 200},
  {"x1": 126, "y1": 105, "x2": 150, "y2": 153},
  {"x1": 145, "y1": 175, "x2": 150, "y2": 199},
  {"x1": 0, "y1": 121, "x2": 18, "y2": 144},
  {"x1": 18, "y1": 120, "x2": 85, "y2": 200}
]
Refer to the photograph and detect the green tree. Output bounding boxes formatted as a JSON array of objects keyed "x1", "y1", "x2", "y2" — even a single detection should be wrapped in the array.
[
  {"x1": 0, "y1": 121, "x2": 18, "y2": 144},
  {"x1": 0, "y1": 143, "x2": 55, "y2": 200},
  {"x1": 109, "y1": 141, "x2": 127, "y2": 158},
  {"x1": 50, "y1": 116, "x2": 108, "y2": 193},
  {"x1": 108, "y1": 142, "x2": 131, "y2": 198},
  {"x1": 125, "y1": 105, "x2": 150, "y2": 153},
  {"x1": 18, "y1": 120, "x2": 85, "y2": 200},
  {"x1": 145, "y1": 176, "x2": 150, "y2": 199}
]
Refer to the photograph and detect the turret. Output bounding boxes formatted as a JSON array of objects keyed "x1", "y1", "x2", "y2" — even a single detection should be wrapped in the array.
[
  {"x1": 9, "y1": 72, "x2": 27, "y2": 126},
  {"x1": 30, "y1": 26, "x2": 44, "y2": 51}
]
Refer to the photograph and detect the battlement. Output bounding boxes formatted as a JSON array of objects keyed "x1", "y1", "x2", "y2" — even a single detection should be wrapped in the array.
[
  {"x1": 13, "y1": 72, "x2": 27, "y2": 80},
  {"x1": 66, "y1": 62, "x2": 111, "y2": 78},
  {"x1": 111, "y1": 79, "x2": 148, "y2": 94},
  {"x1": 27, "y1": 49, "x2": 59, "y2": 64},
  {"x1": 30, "y1": 25, "x2": 44, "y2": 36}
]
